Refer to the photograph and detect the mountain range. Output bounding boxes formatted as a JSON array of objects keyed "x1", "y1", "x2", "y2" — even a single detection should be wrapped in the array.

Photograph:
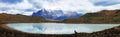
[
  {"x1": 0, "y1": 10, "x2": 120, "y2": 24},
  {"x1": 31, "y1": 9, "x2": 83, "y2": 20}
]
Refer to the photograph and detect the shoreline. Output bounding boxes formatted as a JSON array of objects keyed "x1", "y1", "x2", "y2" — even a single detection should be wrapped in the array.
[
  {"x1": 0, "y1": 24, "x2": 31, "y2": 34},
  {"x1": 0, "y1": 23, "x2": 120, "y2": 37},
  {"x1": 0, "y1": 23, "x2": 120, "y2": 34}
]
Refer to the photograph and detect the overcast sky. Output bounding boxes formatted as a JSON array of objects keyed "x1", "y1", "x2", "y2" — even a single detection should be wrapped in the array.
[{"x1": 0, "y1": 0, "x2": 120, "y2": 15}]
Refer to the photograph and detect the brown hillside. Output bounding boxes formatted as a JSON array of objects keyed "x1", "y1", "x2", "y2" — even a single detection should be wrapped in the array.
[
  {"x1": 0, "y1": 13, "x2": 56, "y2": 23},
  {"x1": 61, "y1": 10, "x2": 120, "y2": 24},
  {"x1": 0, "y1": 10, "x2": 120, "y2": 24}
]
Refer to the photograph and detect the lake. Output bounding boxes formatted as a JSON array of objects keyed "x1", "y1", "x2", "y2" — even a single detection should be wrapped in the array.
[{"x1": 7, "y1": 23, "x2": 120, "y2": 34}]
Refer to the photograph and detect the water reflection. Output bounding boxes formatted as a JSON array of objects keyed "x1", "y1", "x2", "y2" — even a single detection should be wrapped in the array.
[{"x1": 7, "y1": 23, "x2": 120, "y2": 34}]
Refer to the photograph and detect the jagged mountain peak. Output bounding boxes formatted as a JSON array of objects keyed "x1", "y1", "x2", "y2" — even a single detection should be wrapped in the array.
[{"x1": 31, "y1": 9, "x2": 83, "y2": 20}]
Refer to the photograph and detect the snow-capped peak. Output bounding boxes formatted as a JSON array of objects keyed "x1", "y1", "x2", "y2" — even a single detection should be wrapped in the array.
[{"x1": 32, "y1": 9, "x2": 83, "y2": 20}]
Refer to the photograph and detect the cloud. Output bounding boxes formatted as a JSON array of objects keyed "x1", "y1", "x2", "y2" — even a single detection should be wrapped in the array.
[
  {"x1": 0, "y1": 0, "x2": 23, "y2": 4},
  {"x1": 0, "y1": 0, "x2": 35, "y2": 15},
  {"x1": 91, "y1": 0, "x2": 120, "y2": 6},
  {"x1": 0, "y1": 0, "x2": 120, "y2": 15}
]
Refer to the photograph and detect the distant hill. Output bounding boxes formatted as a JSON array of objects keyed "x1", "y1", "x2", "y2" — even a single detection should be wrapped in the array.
[
  {"x1": 60, "y1": 10, "x2": 120, "y2": 24},
  {"x1": 0, "y1": 10, "x2": 120, "y2": 24},
  {"x1": 0, "y1": 13, "x2": 58, "y2": 23}
]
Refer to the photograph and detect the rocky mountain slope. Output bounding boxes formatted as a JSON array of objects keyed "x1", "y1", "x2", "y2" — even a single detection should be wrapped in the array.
[{"x1": 32, "y1": 9, "x2": 83, "y2": 20}]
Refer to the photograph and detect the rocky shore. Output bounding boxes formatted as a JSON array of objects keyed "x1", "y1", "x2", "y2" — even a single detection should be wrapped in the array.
[{"x1": 0, "y1": 24, "x2": 120, "y2": 37}]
